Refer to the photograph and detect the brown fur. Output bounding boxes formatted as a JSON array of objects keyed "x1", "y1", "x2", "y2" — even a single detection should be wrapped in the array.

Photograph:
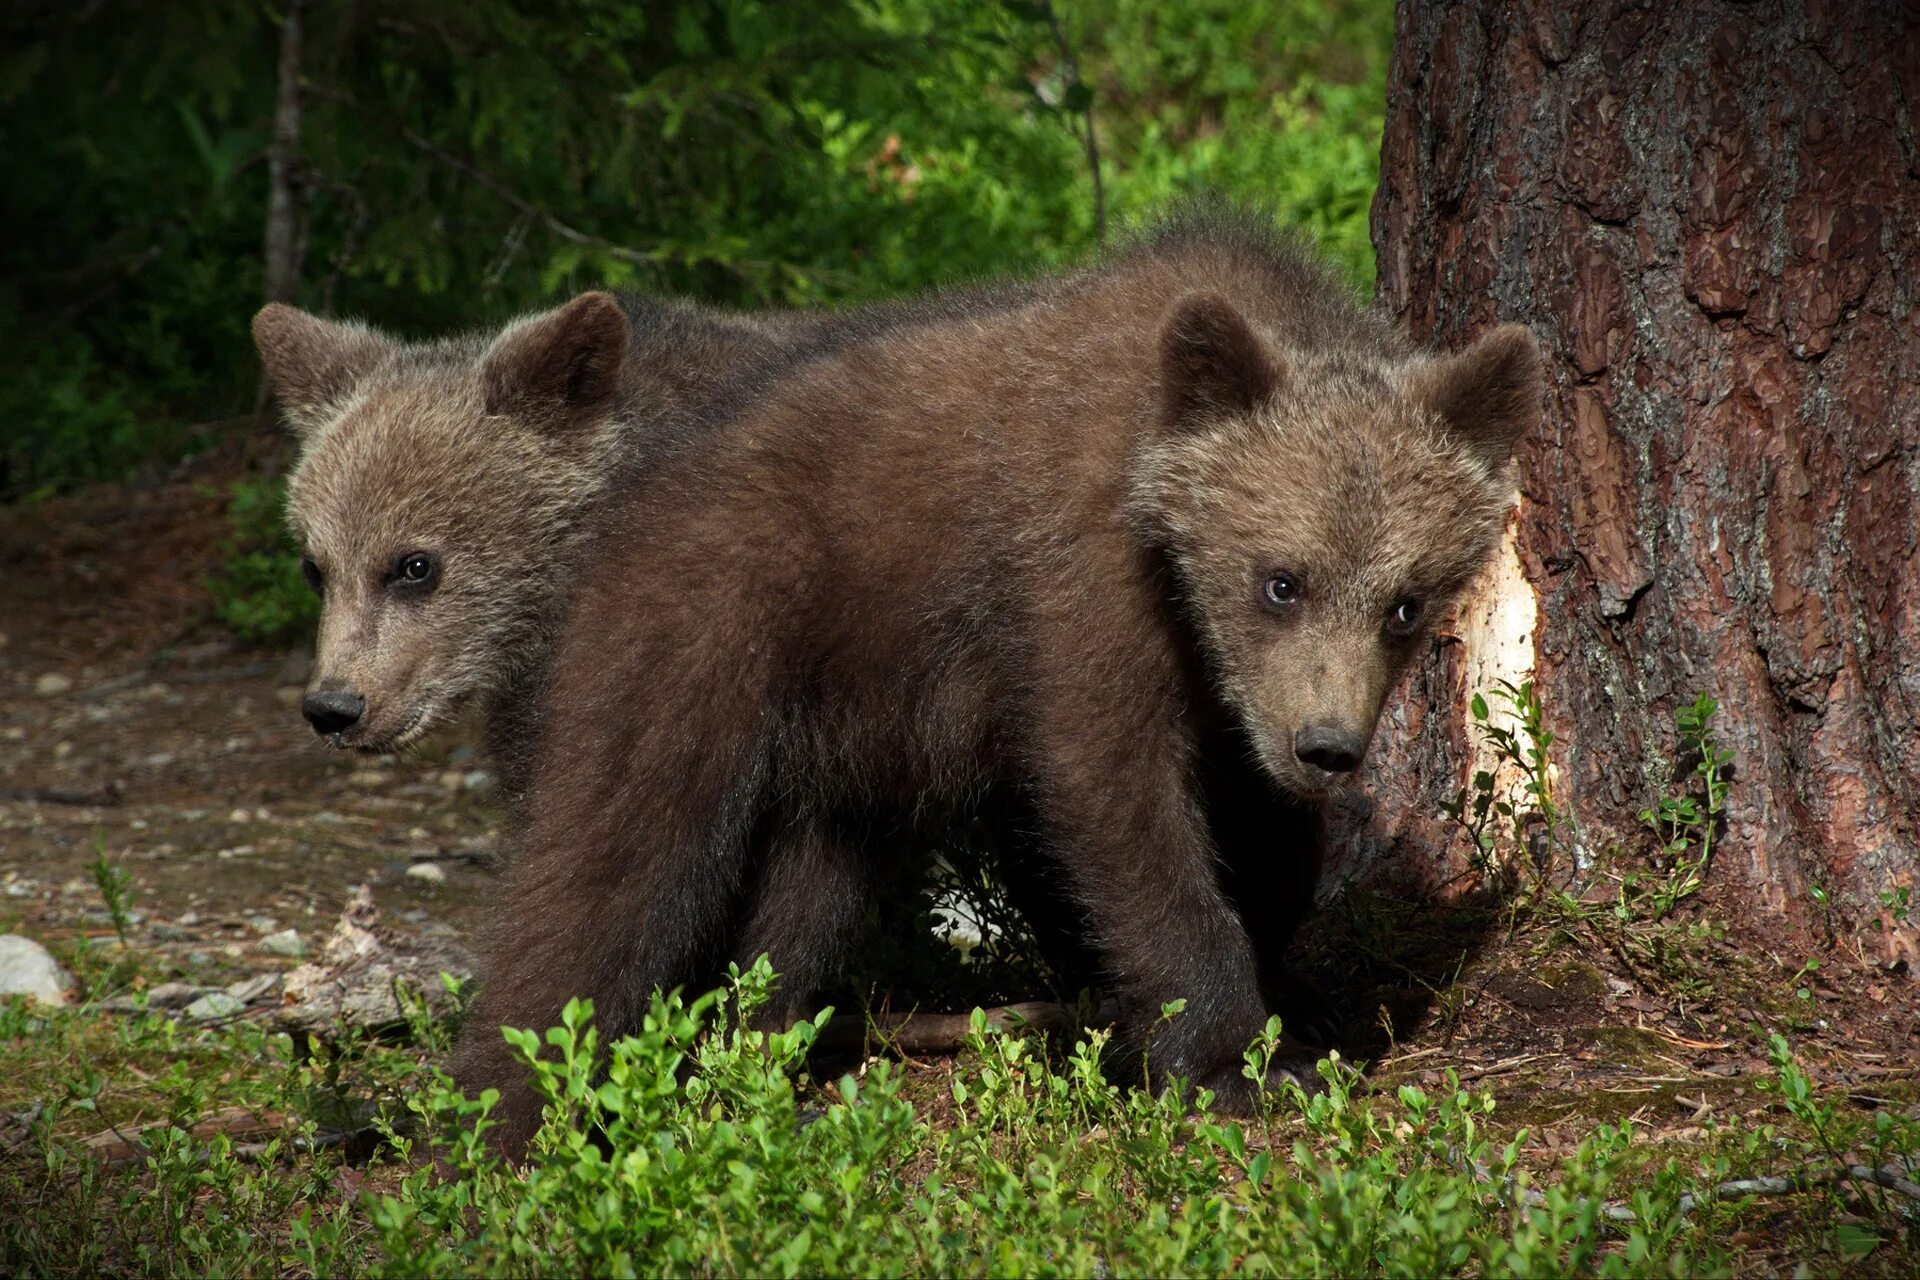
[
  {"x1": 454, "y1": 207, "x2": 1541, "y2": 1156},
  {"x1": 254, "y1": 293, "x2": 839, "y2": 783}
]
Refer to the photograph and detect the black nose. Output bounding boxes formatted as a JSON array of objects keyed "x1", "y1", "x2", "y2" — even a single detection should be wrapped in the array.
[
  {"x1": 302, "y1": 689, "x2": 366, "y2": 736},
  {"x1": 1294, "y1": 724, "x2": 1366, "y2": 774}
]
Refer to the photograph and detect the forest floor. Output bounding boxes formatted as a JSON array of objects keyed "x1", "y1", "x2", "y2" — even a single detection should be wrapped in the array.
[{"x1": 1, "y1": 458, "x2": 1915, "y2": 1274}]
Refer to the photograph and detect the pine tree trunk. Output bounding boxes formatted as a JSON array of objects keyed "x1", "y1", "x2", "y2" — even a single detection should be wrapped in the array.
[{"x1": 1345, "y1": 0, "x2": 1919, "y2": 969}]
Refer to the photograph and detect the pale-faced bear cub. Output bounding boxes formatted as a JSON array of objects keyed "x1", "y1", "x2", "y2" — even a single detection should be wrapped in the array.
[
  {"x1": 253, "y1": 294, "x2": 835, "y2": 794},
  {"x1": 454, "y1": 206, "x2": 1541, "y2": 1157}
]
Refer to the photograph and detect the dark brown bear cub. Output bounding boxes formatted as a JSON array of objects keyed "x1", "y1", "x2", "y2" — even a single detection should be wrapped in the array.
[{"x1": 455, "y1": 208, "x2": 1541, "y2": 1157}]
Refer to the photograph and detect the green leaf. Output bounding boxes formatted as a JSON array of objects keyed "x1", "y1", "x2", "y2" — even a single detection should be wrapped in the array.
[{"x1": 1834, "y1": 1223, "x2": 1880, "y2": 1259}]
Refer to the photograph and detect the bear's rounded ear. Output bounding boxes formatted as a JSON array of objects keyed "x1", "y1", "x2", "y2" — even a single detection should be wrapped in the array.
[
  {"x1": 1158, "y1": 292, "x2": 1285, "y2": 429},
  {"x1": 479, "y1": 291, "x2": 628, "y2": 429},
  {"x1": 252, "y1": 304, "x2": 390, "y2": 436},
  {"x1": 1411, "y1": 324, "x2": 1542, "y2": 471}
]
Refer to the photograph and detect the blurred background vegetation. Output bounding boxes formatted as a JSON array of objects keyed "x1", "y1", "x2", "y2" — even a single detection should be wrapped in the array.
[{"x1": 1, "y1": 0, "x2": 1391, "y2": 634}]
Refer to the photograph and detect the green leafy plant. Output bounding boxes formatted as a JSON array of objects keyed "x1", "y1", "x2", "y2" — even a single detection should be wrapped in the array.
[
  {"x1": 87, "y1": 839, "x2": 136, "y2": 947},
  {"x1": 207, "y1": 475, "x2": 317, "y2": 645},
  {"x1": 1441, "y1": 678, "x2": 1562, "y2": 883},
  {"x1": 9, "y1": 951, "x2": 1920, "y2": 1276},
  {"x1": 1625, "y1": 693, "x2": 1732, "y2": 922},
  {"x1": 1869, "y1": 884, "x2": 1912, "y2": 933}
]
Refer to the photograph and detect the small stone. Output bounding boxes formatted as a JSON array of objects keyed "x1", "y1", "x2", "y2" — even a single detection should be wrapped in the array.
[
  {"x1": 0, "y1": 935, "x2": 75, "y2": 1006},
  {"x1": 145, "y1": 982, "x2": 216, "y2": 1009},
  {"x1": 259, "y1": 929, "x2": 305, "y2": 958},
  {"x1": 3, "y1": 727, "x2": 24, "y2": 742},
  {"x1": 349, "y1": 769, "x2": 389, "y2": 789},
  {"x1": 54, "y1": 741, "x2": 73, "y2": 759},
  {"x1": 406, "y1": 862, "x2": 447, "y2": 884},
  {"x1": 184, "y1": 992, "x2": 245, "y2": 1020},
  {"x1": 275, "y1": 686, "x2": 303, "y2": 707},
  {"x1": 149, "y1": 923, "x2": 193, "y2": 942},
  {"x1": 228, "y1": 808, "x2": 251, "y2": 824},
  {"x1": 226, "y1": 974, "x2": 282, "y2": 1003},
  {"x1": 34, "y1": 673, "x2": 72, "y2": 697}
]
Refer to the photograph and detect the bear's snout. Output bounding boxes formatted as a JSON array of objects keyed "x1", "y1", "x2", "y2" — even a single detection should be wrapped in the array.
[
  {"x1": 302, "y1": 688, "x2": 366, "y2": 737},
  {"x1": 1292, "y1": 722, "x2": 1366, "y2": 774}
]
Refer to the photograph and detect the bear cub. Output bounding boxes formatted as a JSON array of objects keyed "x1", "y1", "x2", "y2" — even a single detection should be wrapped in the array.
[
  {"x1": 455, "y1": 208, "x2": 1542, "y2": 1157},
  {"x1": 253, "y1": 293, "x2": 828, "y2": 789}
]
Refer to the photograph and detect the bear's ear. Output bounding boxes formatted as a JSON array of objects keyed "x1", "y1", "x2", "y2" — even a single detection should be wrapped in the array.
[
  {"x1": 1158, "y1": 292, "x2": 1285, "y2": 429},
  {"x1": 479, "y1": 291, "x2": 628, "y2": 429},
  {"x1": 1411, "y1": 324, "x2": 1541, "y2": 471},
  {"x1": 252, "y1": 304, "x2": 390, "y2": 435}
]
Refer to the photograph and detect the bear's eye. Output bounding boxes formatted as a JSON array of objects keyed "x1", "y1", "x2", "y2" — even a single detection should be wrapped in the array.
[
  {"x1": 1386, "y1": 597, "x2": 1423, "y2": 635},
  {"x1": 1263, "y1": 573, "x2": 1303, "y2": 609},
  {"x1": 300, "y1": 556, "x2": 324, "y2": 595},
  {"x1": 391, "y1": 552, "x2": 440, "y2": 592}
]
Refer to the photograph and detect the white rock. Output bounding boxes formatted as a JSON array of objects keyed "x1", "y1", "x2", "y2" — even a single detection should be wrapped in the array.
[
  {"x1": 34, "y1": 673, "x2": 72, "y2": 697},
  {"x1": 406, "y1": 862, "x2": 447, "y2": 884},
  {"x1": 144, "y1": 982, "x2": 217, "y2": 1009},
  {"x1": 0, "y1": 935, "x2": 74, "y2": 1005},
  {"x1": 184, "y1": 992, "x2": 245, "y2": 1020},
  {"x1": 260, "y1": 929, "x2": 306, "y2": 958}
]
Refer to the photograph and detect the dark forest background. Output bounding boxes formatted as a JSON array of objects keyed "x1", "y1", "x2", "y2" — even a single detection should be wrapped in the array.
[{"x1": 0, "y1": 0, "x2": 1388, "y2": 498}]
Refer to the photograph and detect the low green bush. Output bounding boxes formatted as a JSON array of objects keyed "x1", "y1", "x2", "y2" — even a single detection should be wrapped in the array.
[{"x1": 207, "y1": 475, "x2": 317, "y2": 646}]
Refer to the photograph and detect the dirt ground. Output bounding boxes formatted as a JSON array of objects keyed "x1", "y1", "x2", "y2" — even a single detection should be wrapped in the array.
[{"x1": 2, "y1": 459, "x2": 1914, "y2": 1161}]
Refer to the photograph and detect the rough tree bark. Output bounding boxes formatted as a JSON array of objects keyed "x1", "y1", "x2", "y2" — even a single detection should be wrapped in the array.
[
  {"x1": 1341, "y1": 0, "x2": 1918, "y2": 968},
  {"x1": 261, "y1": 0, "x2": 307, "y2": 307}
]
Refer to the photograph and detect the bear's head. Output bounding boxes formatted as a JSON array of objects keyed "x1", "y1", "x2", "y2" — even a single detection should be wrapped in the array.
[
  {"x1": 253, "y1": 292, "x2": 629, "y2": 753},
  {"x1": 1131, "y1": 293, "x2": 1541, "y2": 797}
]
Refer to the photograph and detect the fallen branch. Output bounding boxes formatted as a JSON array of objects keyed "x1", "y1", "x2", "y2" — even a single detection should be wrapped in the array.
[
  {"x1": 813, "y1": 999, "x2": 1117, "y2": 1058},
  {"x1": 0, "y1": 784, "x2": 123, "y2": 807},
  {"x1": 1465, "y1": 1151, "x2": 1920, "y2": 1223},
  {"x1": 83, "y1": 1105, "x2": 288, "y2": 1166}
]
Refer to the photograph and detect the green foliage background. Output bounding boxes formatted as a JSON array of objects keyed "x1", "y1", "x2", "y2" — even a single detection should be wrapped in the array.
[{"x1": 0, "y1": 0, "x2": 1391, "y2": 497}]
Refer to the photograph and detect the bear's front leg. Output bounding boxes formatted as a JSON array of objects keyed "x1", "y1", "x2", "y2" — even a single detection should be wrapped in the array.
[{"x1": 1024, "y1": 703, "x2": 1278, "y2": 1113}]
